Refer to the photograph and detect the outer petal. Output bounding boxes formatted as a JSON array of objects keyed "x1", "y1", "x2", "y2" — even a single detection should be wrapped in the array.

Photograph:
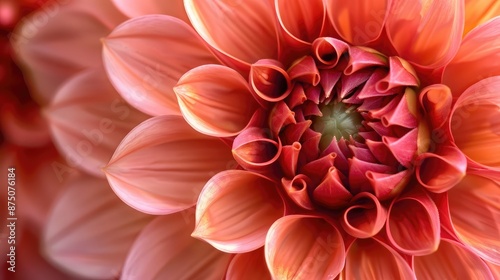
[
  {"x1": 275, "y1": 0, "x2": 326, "y2": 45},
  {"x1": 43, "y1": 175, "x2": 153, "y2": 279},
  {"x1": 193, "y1": 170, "x2": 284, "y2": 253},
  {"x1": 184, "y1": 0, "x2": 278, "y2": 67},
  {"x1": 112, "y1": 0, "x2": 189, "y2": 22},
  {"x1": 447, "y1": 174, "x2": 500, "y2": 265},
  {"x1": 343, "y1": 239, "x2": 415, "y2": 280},
  {"x1": 414, "y1": 239, "x2": 494, "y2": 279},
  {"x1": 46, "y1": 69, "x2": 148, "y2": 178},
  {"x1": 386, "y1": 0, "x2": 464, "y2": 68},
  {"x1": 11, "y1": 0, "x2": 126, "y2": 105},
  {"x1": 326, "y1": 0, "x2": 390, "y2": 45},
  {"x1": 104, "y1": 115, "x2": 233, "y2": 215},
  {"x1": 443, "y1": 18, "x2": 500, "y2": 98},
  {"x1": 265, "y1": 216, "x2": 345, "y2": 280},
  {"x1": 174, "y1": 65, "x2": 259, "y2": 137},
  {"x1": 226, "y1": 248, "x2": 272, "y2": 280},
  {"x1": 103, "y1": 15, "x2": 218, "y2": 116},
  {"x1": 122, "y1": 211, "x2": 230, "y2": 280},
  {"x1": 449, "y1": 76, "x2": 500, "y2": 170},
  {"x1": 463, "y1": 0, "x2": 500, "y2": 35}
]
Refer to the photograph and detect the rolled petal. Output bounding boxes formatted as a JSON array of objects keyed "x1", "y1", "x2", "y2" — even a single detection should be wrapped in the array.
[
  {"x1": 416, "y1": 145, "x2": 467, "y2": 193},
  {"x1": 414, "y1": 239, "x2": 495, "y2": 279},
  {"x1": 174, "y1": 65, "x2": 259, "y2": 137},
  {"x1": 464, "y1": 0, "x2": 500, "y2": 35},
  {"x1": 419, "y1": 84, "x2": 452, "y2": 130},
  {"x1": 288, "y1": 56, "x2": 321, "y2": 86},
  {"x1": 341, "y1": 192, "x2": 387, "y2": 238},
  {"x1": 105, "y1": 115, "x2": 233, "y2": 215},
  {"x1": 282, "y1": 174, "x2": 314, "y2": 210},
  {"x1": 366, "y1": 170, "x2": 409, "y2": 200},
  {"x1": 226, "y1": 248, "x2": 272, "y2": 280},
  {"x1": 122, "y1": 211, "x2": 230, "y2": 280},
  {"x1": 326, "y1": 0, "x2": 390, "y2": 45},
  {"x1": 112, "y1": 0, "x2": 189, "y2": 22},
  {"x1": 383, "y1": 128, "x2": 418, "y2": 168},
  {"x1": 11, "y1": 0, "x2": 126, "y2": 105},
  {"x1": 193, "y1": 170, "x2": 284, "y2": 253},
  {"x1": 275, "y1": 0, "x2": 326, "y2": 44},
  {"x1": 386, "y1": 0, "x2": 464, "y2": 68},
  {"x1": 265, "y1": 216, "x2": 345, "y2": 280},
  {"x1": 450, "y1": 77, "x2": 500, "y2": 170},
  {"x1": 184, "y1": 0, "x2": 278, "y2": 67},
  {"x1": 443, "y1": 18, "x2": 500, "y2": 98},
  {"x1": 103, "y1": 15, "x2": 218, "y2": 116},
  {"x1": 312, "y1": 37, "x2": 349, "y2": 69},
  {"x1": 447, "y1": 174, "x2": 500, "y2": 265},
  {"x1": 343, "y1": 239, "x2": 415, "y2": 280},
  {"x1": 46, "y1": 70, "x2": 148, "y2": 177},
  {"x1": 313, "y1": 167, "x2": 352, "y2": 208},
  {"x1": 250, "y1": 59, "x2": 292, "y2": 102},
  {"x1": 387, "y1": 187, "x2": 440, "y2": 255},
  {"x1": 43, "y1": 175, "x2": 153, "y2": 279}
]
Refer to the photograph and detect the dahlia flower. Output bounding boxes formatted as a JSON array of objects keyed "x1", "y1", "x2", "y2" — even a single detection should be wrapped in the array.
[{"x1": 10, "y1": 0, "x2": 500, "y2": 279}]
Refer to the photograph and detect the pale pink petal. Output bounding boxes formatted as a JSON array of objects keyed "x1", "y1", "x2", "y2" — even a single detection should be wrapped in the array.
[
  {"x1": 43, "y1": 175, "x2": 153, "y2": 279},
  {"x1": 122, "y1": 211, "x2": 230, "y2": 280},
  {"x1": 450, "y1": 76, "x2": 500, "y2": 170},
  {"x1": 105, "y1": 115, "x2": 233, "y2": 215},
  {"x1": 464, "y1": 0, "x2": 500, "y2": 35},
  {"x1": 265, "y1": 216, "x2": 345, "y2": 279},
  {"x1": 184, "y1": 0, "x2": 278, "y2": 67},
  {"x1": 193, "y1": 170, "x2": 284, "y2": 253},
  {"x1": 414, "y1": 239, "x2": 495, "y2": 279},
  {"x1": 46, "y1": 69, "x2": 148, "y2": 178},
  {"x1": 443, "y1": 18, "x2": 500, "y2": 98},
  {"x1": 103, "y1": 15, "x2": 218, "y2": 116},
  {"x1": 343, "y1": 239, "x2": 415, "y2": 279},
  {"x1": 11, "y1": 0, "x2": 126, "y2": 105},
  {"x1": 112, "y1": 0, "x2": 189, "y2": 22},
  {"x1": 226, "y1": 248, "x2": 272, "y2": 280},
  {"x1": 447, "y1": 174, "x2": 500, "y2": 265},
  {"x1": 387, "y1": 188, "x2": 440, "y2": 255},
  {"x1": 386, "y1": 0, "x2": 464, "y2": 68},
  {"x1": 174, "y1": 65, "x2": 259, "y2": 137},
  {"x1": 326, "y1": 0, "x2": 390, "y2": 45}
]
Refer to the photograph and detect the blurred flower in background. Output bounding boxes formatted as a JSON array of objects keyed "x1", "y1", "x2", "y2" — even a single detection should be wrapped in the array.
[{"x1": 4, "y1": 0, "x2": 500, "y2": 279}]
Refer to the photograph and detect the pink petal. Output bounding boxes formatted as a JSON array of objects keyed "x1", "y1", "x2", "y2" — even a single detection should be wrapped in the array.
[
  {"x1": 386, "y1": 0, "x2": 464, "y2": 68},
  {"x1": 341, "y1": 192, "x2": 387, "y2": 238},
  {"x1": 387, "y1": 187, "x2": 440, "y2": 255},
  {"x1": 282, "y1": 174, "x2": 315, "y2": 210},
  {"x1": 184, "y1": 0, "x2": 278, "y2": 68},
  {"x1": 193, "y1": 170, "x2": 284, "y2": 253},
  {"x1": 279, "y1": 142, "x2": 301, "y2": 178},
  {"x1": 463, "y1": 0, "x2": 500, "y2": 35},
  {"x1": 383, "y1": 128, "x2": 418, "y2": 168},
  {"x1": 450, "y1": 76, "x2": 500, "y2": 170},
  {"x1": 103, "y1": 15, "x2": 218, "y2": 116},
  {"x1": 174, "y1": 65, "x2": 259, "y2": 137},
  {"x1": 112, "y1": 0, "x2": 189, "y2": 22},
  {"x1": 443, "y1": 18, "x2": 500, "y2": 98},
  {"x1": 326, "y1": 0, "x2": 390, "y2": 45},
  {"x1": 105, "y1": 115, "x2": 233, "y2": 215},
  {"x1": 122, "y1": 211, "x2": 230, "y2": 280},
  {"x1": 416, "y1": 145, "x2": 467, "y2": 193},
  {"x1": 446, "y1": 174, "x2": 500, "y2": 265},
  {"x1": 226, "y1": 248, "x2": 272, "y2": 280},
  {"x1": 376, "y1": 57, "x2": 419, "y2": 93},
  {"x1": 343, "y1": 239, "x2": 415, "y2": 279},
  {"x1": 366, "y1": 170, "x2": 410, "y2": 200},
  {"x1": 46, "y1": 70, "x2": 148, "y2": 178},
  {"x1": 265, "y1": 216, "x2": 345, "y2": 279},
  {"x1": 414, "y1": 238, "x2": 495, "y2": 279},
  {"x1": 11, "y1": 0, "x2": 126, "y2": 105},
  {"x1": 275, "y1": 0, "x2": 326, "y2": 45},
  {"x1": 43, "y1": 175, "x2": 153, "y2": 279},
  {"x1": 313, "y1": 167, "x2": 352, "y2": 208}
]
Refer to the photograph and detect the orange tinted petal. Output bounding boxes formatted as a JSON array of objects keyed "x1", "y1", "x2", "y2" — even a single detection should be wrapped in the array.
[
  {"x1": 276, "y1": 0, "x2": 326, "y2": 45},
  {"x1": 112, "y1": 0, "x2": 189, "y2": 22},
  {"x1": 193, "y1": 170, "x2": 284, "y2": 253},
  {"x1": 105, "y1": 115, "x2": 233, "y2": 215},
  {"x1": 266, "y1": 216, "x2": 345, "y2": 279},
  {"x1": 103, "y1": 15, "x2": 218, "y2": 116},
  {"x1": 464, "y1": 0, "x2": 500, "y2": 35},
  {"x1": 226, "y1": 248, "x2": 272, "y2": 280}
]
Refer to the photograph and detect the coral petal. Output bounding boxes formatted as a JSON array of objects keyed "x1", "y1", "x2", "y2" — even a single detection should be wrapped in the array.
[
  {"x1": 193, "y1": 170, "x2": 284, "y2": 253},
  {"x1": 105, "y1": 116, "x2": 233, "y2": 215},
  {"x1": 276, "y1": 0, "x2": 326, "y2": 44},
  {"x1": 122, "y1": 211, "x2": 230, "y2": 280},
  {"x1": 279, "y1": 142, "x2": 302, "y2": 178},
  {"x1": 226, "y1": 248, "x2": 272, "y2": 280},
  {"x1": 282, "y1": 175, "x2": 315, "y2": 210},
  {"x1": 341, "y1": 192, "x2": 387, "y2": 238},
  {"x1": 103, "y1": 15, "x2": 218, "y2": 116},
  {"x1": 419, "y1": 84, "x2": 453, "y2": 130},
  {"x1": 313, "y1": 167, "x2": 352, "y2": 208},
  {"x1": 386, "y1": 0, "x2": 464, "y2": 68},
  {"x1": 250, "y1": 59, "x2": 292, "y2": 102},
  {"x1": 312, "y1": 37, "x2": 349, "y2": 68},
  {"x1": 266, "y1": 216, "x2": 345, "y2": 279},
  {"x1": 175, "y1": 65, "x2": 258, "y2": 137},
  {"x1": 464, "y1": 0, "x2": 500, "y2": 35},
  {"x1": 366, "y1": 170, "x2": 409, "y2": 200},
  {"x1": 383, "y1": 128, "x2": 418, "y2": 168},
  {"x1": 232, "y1": 127, "x2": 281, "y2": 170},
  {"x1": 112, "y1": 0, "x2": 189, "y2": 22}
]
